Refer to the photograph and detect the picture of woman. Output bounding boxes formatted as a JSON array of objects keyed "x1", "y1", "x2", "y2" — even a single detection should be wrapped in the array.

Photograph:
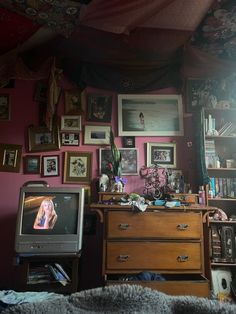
[{"x1": 33, "y1": 199, "x2": 57, "y2": 230}]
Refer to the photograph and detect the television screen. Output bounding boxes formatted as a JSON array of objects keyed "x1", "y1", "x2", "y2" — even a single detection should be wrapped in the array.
[{"x1": 15, "y1": 186, "x2": 84, "y2": 255}]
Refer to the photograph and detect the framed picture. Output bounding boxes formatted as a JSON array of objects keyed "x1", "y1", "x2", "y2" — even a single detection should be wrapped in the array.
[
  {"x1": 147, "y1": 142, "x2": 176, "y2": 168},
  {"x1": 65, "y1": 89, "x2": 83, "y2": 114},
  {"x1": 118, "y1": 94, "x2": 184, "y2": 136},
  {"x1": 99, "y1": 148, "x2": 139, "y2": 175},
  {"x1": 28, "y1": 126, "x2": 60, "y2": 152},
  {"x1": 42, "y1": 155, "x2": 59, "y2": 177},
  {"x1": 23, "y1": 155, "x2": 41, "y2": 174},
  {"x1": 84, "y1": 125, "x2": 111, "y2": 145},
  {"x1": 167, "y1": 169, "x2": 182, "y2": 191},
  {"x1": 61, "y1": 115, "x2": 82, "y2": 132},
  {"x1": 0, "y1": 94, "x2": 10, "y2": 120},
  {"x1": 122, "y1": 136, "x2": 135, "y2": 148},
  {"x1": 185, "y1": 77, "x2": 236, "y2": 112},
  {"x1": 86, "y1": 93, "x2": 112, "y2": 122},
  {"x1": 0, "y1": 143, "x2": 22, "y2": 172},
  {"x1": 63, "y1": 151, "x2": 92, "y2": 184},
  {"x1": 34, "y1": 81, "x2": 48, "y2": 102},
  {"x1": 61, "y1": 132, "x2": 80, "y2": 146}
]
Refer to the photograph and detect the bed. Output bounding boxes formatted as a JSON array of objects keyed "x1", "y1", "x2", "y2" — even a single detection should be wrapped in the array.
[{"x1": 0, "y1": 284, "x2": 236, "y2": 313}]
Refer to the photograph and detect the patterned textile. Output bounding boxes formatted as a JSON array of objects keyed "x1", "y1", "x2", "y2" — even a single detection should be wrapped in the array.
[{"x1": 0, "y1": 0, "x2": 90, "y2": 37}]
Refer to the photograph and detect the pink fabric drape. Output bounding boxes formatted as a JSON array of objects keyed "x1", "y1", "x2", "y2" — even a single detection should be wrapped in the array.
[{"x1": 79, "y1": 0, "x2": 176, "y2": 34}]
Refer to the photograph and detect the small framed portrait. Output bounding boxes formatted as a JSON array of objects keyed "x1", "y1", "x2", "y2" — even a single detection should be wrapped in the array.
[
  {"x1": 63, "y1": 151, "x2": 92, "y2": 184},
  {"x1": 122, "y1": 136, "x2": 135, "y2": 148},
  {"x1": 86, "y1": 94, "x2": 112, "y2": 123},
  {"x1": 65, "y1": 89, "x2": 83, "y2": 114},
  {"x1": 61, "y1": 115, "x2": 82, "y2": 132},
  {"x1": 147, "y1": 142, "x2": 176, "y2": 168},
  {"x1": 28, "y1": 126, "x2": 60, "y2": 152},
  {"x1": 0, "y1": 94, "x2": 10, "y2": 121},
  {"x1": 84, "y1": 125, "x2": 111, "y2": 145},
  {"x1": 0, "y1": 143, "x2": 22, "y2": 172},
  {"x1": 167, "y1": 169, "x2": 182, "y2": 191},
  {"x1": 61, "y1": 132, "x2": 80, "y2": 146},
  {"x1": 23, "y1": 155, "x2": 41, "y2": 174},
  {"x1": 42, "y1": 155, "x2": 59, "y2": 177}
]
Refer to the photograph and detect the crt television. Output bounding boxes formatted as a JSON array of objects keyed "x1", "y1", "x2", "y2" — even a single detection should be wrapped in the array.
[{"x1": 15, "y1": 186, "x2": 85, "y2": 255}]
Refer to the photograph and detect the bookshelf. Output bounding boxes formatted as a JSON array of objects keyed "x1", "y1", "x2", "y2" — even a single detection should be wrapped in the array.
[
  {"x1": 204, "y1": 108, "x2": 236, "y2": 211},
  {"x1": 15, "y1": 254, "x2": 80, "y2": 293},
  {"x1": 204, "y1": 108, "x2": 236, "y2": 300}
]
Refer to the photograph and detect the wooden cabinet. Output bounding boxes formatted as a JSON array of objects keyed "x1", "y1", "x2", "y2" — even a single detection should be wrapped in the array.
[
  {"x1": 15, "y1": 254, "x2": 80, "y2": 294},
  {"x1": 91, "y1": 203, "x2": 211, "y2": 297}
]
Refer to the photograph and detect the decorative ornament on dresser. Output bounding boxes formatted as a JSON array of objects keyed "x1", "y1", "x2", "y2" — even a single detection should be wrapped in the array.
[{"x1": 99, "y1": 130, "x2": 127, "y2": 192}]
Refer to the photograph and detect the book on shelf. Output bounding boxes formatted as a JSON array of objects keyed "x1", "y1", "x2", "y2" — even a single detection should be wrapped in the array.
[
  {"x1": 54, "y1": 263, "x2": 71, "y2": 281},
  {"x1": 208, "y1": 177, "x2": 236, "y2": 199},
  {"x1": 46, "y1": 264, "x2": 69, "y2": 286}
]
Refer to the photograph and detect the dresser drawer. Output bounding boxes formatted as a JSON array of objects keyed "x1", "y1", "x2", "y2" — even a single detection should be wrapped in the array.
[
  {"x1": 107, "y1": 211, "x2": 202, "y2": 239},
  {"x1": 106, "y1": 242, "x2": 202, "y2": 271},
  {"x1": 106, "y1": 274, "x2": 209, "y2": 297}
]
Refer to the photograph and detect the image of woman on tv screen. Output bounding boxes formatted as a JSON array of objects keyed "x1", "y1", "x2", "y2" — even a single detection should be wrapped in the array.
[{"x1": 33, "y1": 199, "x2": 57, "y2": 230}]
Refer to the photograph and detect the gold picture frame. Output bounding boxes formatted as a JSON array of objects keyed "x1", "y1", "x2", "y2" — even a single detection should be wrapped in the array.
[
  {"x1": 28, "y1": 126, "x2": 60, "y2": 152},
  {"x1": 65, "y1": 89, "x2": 83, "y2": 114},
  {"x1": 0, "y1": 143, "x2": 22, "y2": 172},
  {"x1": 63, "y1": 151, "x2": 92, "y2": 184}
]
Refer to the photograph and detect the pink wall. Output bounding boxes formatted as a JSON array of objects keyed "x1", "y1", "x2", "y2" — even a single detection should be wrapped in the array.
[{"x1": 0, "y1": 79, "x2": 197, "y2": 288}]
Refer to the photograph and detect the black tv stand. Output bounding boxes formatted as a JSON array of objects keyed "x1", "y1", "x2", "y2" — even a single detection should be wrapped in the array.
[{"x1": 14, "y1": 254, "x2": 80, "y2": 294}]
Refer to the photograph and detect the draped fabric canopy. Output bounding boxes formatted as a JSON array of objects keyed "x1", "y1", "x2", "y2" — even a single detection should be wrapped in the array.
[
  {"x1": 0, "y1": 0, "x2": 235, "y2": 88},
  {"x1": 0, "y1": 0, "x2": 215, "y2": 87}
]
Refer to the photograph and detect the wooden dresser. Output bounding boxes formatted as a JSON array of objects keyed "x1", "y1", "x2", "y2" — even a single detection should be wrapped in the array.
[{"x1": 91, "y1": 199, "x2": 217, "y2": 297}]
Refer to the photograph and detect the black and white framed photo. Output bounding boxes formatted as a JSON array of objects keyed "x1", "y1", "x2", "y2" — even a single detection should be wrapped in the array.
[
  {"x1": 99, "y1": 147, "x2": 139, "y2": 175},
  {"x1": 61, "y1": 115, "x2": 82, "y2": 132},
  {"x1": 42, "y1": 155, "x2": 59, "y2": 177},
  {"x1": 86, "y1": 94, "x2": 112, "y2": 122},
  {"x1": 84, "y1": 125, "x2": 111, "y2": 145},
  {"x1": 61, "y1": 132, "x2": 80, "y2": 146},
  {"x1": 122, "y1": 136, "x2": 135, "y2": 148},
  {"x1": 147, "y1": 142, "x2": 176, "y2": 168}
]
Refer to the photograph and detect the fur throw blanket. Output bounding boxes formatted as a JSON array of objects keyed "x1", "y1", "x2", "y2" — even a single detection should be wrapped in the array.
[{"x1": 2, "y1": 284, "x2": 236, "y2": 314}]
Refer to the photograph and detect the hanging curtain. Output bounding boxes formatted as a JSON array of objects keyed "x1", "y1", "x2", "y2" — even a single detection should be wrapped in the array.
[{"x1": 193, "y1": 109, "x2": 210, "y2": 186}]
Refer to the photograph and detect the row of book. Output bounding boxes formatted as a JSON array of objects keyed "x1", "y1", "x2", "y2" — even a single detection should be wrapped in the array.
[
  {"x1": 27, "y1": 263, "x2": 71, "y2": 286},
  {"x1": 209, "y1": 177, "x2": 236, "y2": 199}
]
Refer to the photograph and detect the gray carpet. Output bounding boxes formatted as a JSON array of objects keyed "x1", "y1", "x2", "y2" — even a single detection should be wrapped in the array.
[{"x1": 2, "y1": 284, "x2": 236, "y2": 314}]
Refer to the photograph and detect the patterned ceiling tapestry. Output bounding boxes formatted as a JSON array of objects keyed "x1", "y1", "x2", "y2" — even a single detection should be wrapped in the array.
[
  {"x1": 0, "y1": 0, "x2": 92, "y2": 37},
  {"x1": 193, "y1": 0, "x2": 236, "y2": 61}
]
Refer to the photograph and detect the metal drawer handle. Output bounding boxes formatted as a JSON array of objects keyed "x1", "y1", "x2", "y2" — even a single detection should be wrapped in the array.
[
  {"x1": 177, "y1": 255, "x2": 189, "y2": 262},
  {"x1": 118, "y1": 255, "x2": 130, "y2": 262},
  {"x1": 119, "y1": 223, "x2": 130, "y2": 230},
  {"x1": 177, "y1": 223, "x2": 189, "y2": 230}
]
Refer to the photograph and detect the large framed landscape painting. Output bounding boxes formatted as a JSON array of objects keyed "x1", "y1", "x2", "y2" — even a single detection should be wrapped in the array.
[{"x1": 118, "y1": 94, "x2": 184, "y2": 136}]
